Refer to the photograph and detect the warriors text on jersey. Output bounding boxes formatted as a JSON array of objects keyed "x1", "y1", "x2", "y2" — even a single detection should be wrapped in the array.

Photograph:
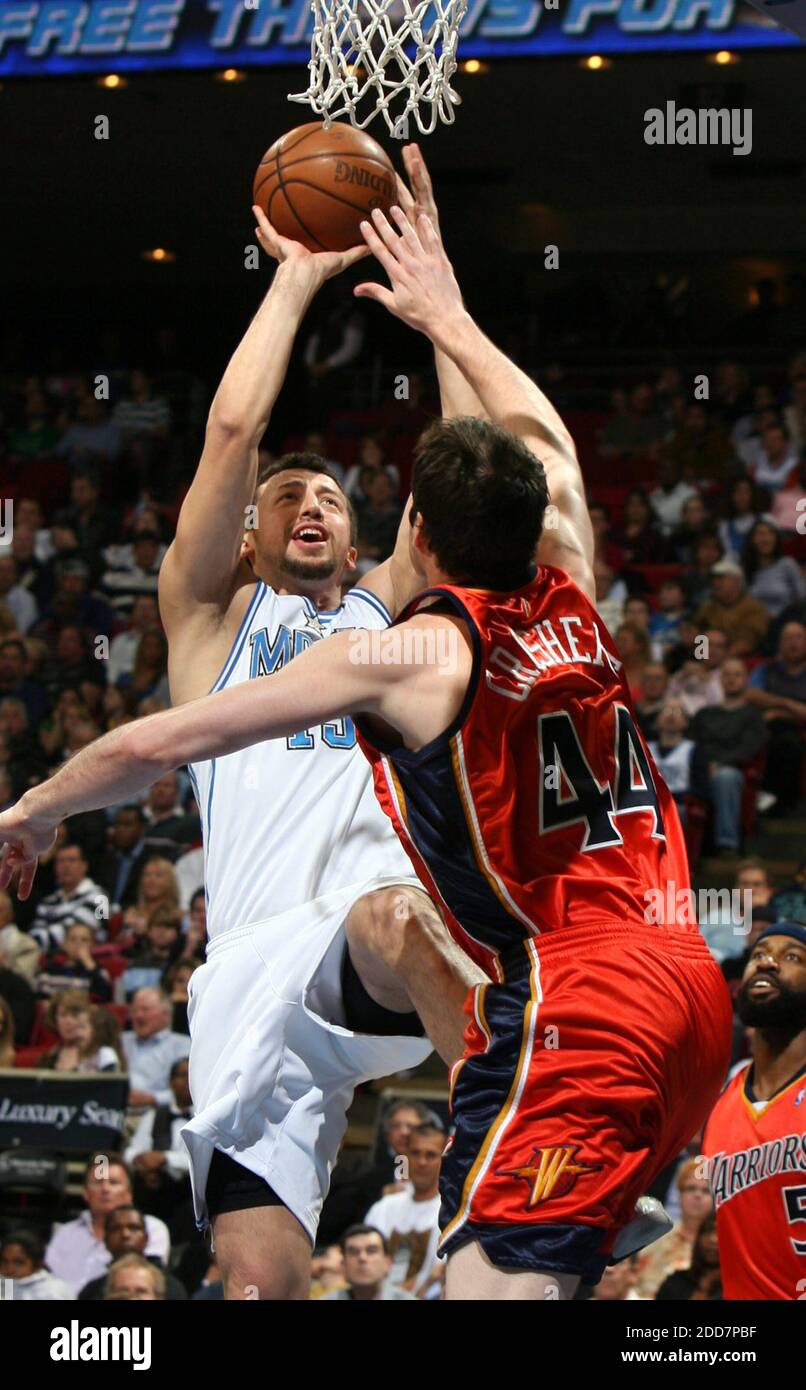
[
  {"x1": 356, "y1": 567, "x2": 733, "y2": 1279},
  {"x1": 703, "y1": 1061, "x2": 806, "y2": 1299},
  {"x1": 188, "y1": 582, "x2": 415, "y2": 941}
]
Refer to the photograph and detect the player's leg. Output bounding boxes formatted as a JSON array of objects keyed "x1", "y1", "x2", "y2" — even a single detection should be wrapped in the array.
[
  {"x1": 445, "y1": 1240, "x2": 579, "y2": 1301},
  {"x1": 206, "y1": 1150, "x2": 312, "y2": 1301},
  {"x1": 344, "y1": 884, "x2": 488, "y2": 1065}
]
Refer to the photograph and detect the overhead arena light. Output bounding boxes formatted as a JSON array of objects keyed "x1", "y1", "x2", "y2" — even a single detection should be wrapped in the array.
[
  {"x1": 581, "y1": 55, "x2": 612, "y2": 71},
  {"x1": 461, "y1": 59, "x2": 488, "y2": 74},
  {"x1": 142, "y1": 248, "x2": 177, "y2": 264},
  {"x1": 97, "y1": 73, "x2": 127, "y2": 89},
  {"x1": 215, "y1": 68, "x2": 246, "y2": 83},
  {"x1": 708, "y1": 50, "x2": 740, "y2": 65}
]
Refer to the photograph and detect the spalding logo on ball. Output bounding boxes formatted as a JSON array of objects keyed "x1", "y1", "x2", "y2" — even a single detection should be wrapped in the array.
[{"x1": 253, "y1": 122, "x2": 397, "y2": 253}]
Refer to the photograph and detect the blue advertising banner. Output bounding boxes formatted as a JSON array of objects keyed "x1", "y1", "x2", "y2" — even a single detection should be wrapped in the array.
[{"x1": 0, "y1": 0, "x2": 798, "y2": 79}]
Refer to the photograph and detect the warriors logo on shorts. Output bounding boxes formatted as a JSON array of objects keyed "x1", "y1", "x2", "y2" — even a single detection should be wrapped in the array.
[{"x1": 499, "y1": 1145, "x2": 603, "y2": 1209}]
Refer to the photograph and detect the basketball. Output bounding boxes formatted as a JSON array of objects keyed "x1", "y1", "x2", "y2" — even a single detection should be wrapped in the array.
[{"x1": 253, "y1": 121, "x2": 396, "y2": 253}]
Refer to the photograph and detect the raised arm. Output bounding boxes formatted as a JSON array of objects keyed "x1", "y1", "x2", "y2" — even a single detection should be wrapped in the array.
[
  {"x1": 355, "y1": 208, "x2": 594, "y2": 600},
  {"x1": 159, "y1": 214, "x2": 368, "y2": 620}
]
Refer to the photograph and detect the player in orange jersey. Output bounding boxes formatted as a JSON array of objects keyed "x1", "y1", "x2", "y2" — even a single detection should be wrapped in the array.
[{"x1": 702, "y1": 922, "x2": 806, "y2": 1299}]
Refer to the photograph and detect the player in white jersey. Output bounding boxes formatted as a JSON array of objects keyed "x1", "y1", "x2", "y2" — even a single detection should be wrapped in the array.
[{"x1": 138, "y1": 162, "x2": 482, "y2": 1299}]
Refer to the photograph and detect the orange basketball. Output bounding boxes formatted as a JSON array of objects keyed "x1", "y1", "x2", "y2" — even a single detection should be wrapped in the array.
[{"x1": 253, "y1": 121, "x2": 396, "y2": 253}]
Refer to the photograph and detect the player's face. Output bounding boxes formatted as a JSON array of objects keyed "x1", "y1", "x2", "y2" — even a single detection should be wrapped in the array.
[
  {"x1": 736, "y1": 936, "x2": 806, "y2": 1028},
  {"x1": 250, "y1": 472, "x2": 356, "y2": 587}
]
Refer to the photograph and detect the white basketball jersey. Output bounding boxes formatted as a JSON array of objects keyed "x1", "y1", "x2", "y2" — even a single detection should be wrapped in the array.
[{"x1": 188, "y1": 582, "x2": 415, "y2": 941}]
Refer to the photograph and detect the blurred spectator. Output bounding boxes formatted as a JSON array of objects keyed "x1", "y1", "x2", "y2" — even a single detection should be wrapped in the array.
[
  {"x1": 52, "y1": 472, "x2": 116, "y2": 572},
  {"x1": 104, "y1": 1253, "x2": 166, "y2": 1301},
  {"x1": 747, "y1": 621, "x2": 806, "y2": 814},
  {"x1": 100, "y1": 684, "x2": 133, "y2": 734},
  {"x1": 318, "y1": 1226, "x2": 416, "y2": 1302},
  {"x1": 39, "y1": 687, "x2": 94, "y2": 761},
  {"x1": 741, "y1": 519, "x2": 806, "y2": 618},
  {"x1": 121, "y1": 857, "x2": 181, "y2": 943},
  {"x1": 39, "y1": 623, "x2": 107, "y2": 708},
  {"x1": 613, "y1": 489, "x2": 667, "y2": 567},
  {"x1": 112, "y1": 370, "x2": 170, "y2": 441},
  {"x1": 364, "y1": 1122, "x2": 443, "y2": 1296},
  {"x1": 613, "y1": 622, "x2": 650, "y2": 701},
  {"x1": 717, "y1": 475, "x2": 766, "y2": 561},
  {"x1": 0, "y1": 555, "x2": 37, "y2": 632},
  {"x1": 8, "y1": 389, "x2": 59, "y2": 458},
  {"x1": 0, "y1": 888, "x2": 40, "y2": 981},
  {"x1": 648, "y1": 458, "x2": 698, "y2": 538},
  {"x1": 34, "y1": 558, "x2": 116, "y2": 645},
  {"x1": 124, "y1": 1057, "x2": 193, "y2": 1229},
  {"x1": 116, "y1": 627, "x2": 169, "y2": 707},
  {"x1": 107, "y1": 595, "x2": 160, "y2": 686},
  {"x1": 174, "y1": 847, "x2": 205, "y2": 912},
  {"x1": 599, "y1": 383, "x2": 665, "y2": 460},
  {"x1": 318, "y1": 1097, "x2": 434, "y2": 1246},
  {"x1": 783, "y1": 372, "x2": 806, "y2": 451},
  {"x1": 145, "y1": 771, "x2": 200, "y2": 847},
  {"x1": 355, "y1": 471, "x2": 403, "y2": 574},
  {"x1": 594, "y1": 559, "x2": 627, "y2": 635},
  {"x1": 30, "y1": 841, "x2": 106, "y2": 952},
  {"x1": 669, "y1": 493, "x2": 712, "y2": 565},
  {"x1": 38, "y1": 990, "x2": 120, "y2": 1072},
  {"x1": 667, "y1": 627, "x2": 728, "y2": 717},
  {"x1": 634, "y1": 1159, "x2": 712, "y2": 1299},
  {"x1": 739, "y1": 421, "x2": 801, "y2": 493},
  {"x1": 588, "y1": 500, "x2": 624, "y2": 570},
  {"x1": 690, "y1": 659, "x2": 767, "y2": 855},
  {"x1": 624, "y1": 596, "x2": 651, "y2": 635},
  {"x1": 36, "y1": 922, "x2": 113, "y2": 1002},
  {"x1": 310, "y1": 1244, "x2": 348, "y2": 1300},
  {"x1": 0, "y1": 638, "x2": 48, "y2": 727},
  {"x1": 590, "y1": 1256, "x2": 643, "y2": 1301},
  {"x1": 96, "y1": 805, "x2": 161, "y2": 911},
  {"x1": 300, "y1": 430, "x2": 345, "y2": 486},
  {"x1": 655, "y1": 1213, "x2": 721, "y2": 1300},
  {"x1": 695, "y1": 560, "x2": 769, "y2": 656},
  {"x1": 0, "y1": 1230, "x2": 75, "y2": 1301},
  {"x1": 121, "y1": 907, "x2": 183, "y2": 1000},
  {"x1": 79, "y1": 1208, "x2": 187, "y2": 1300},
  {"x1": 681, "y1": 532, "x2": 723, "y2": 610},
  {"x1": 1, "y1": 696, "x2": 48, "y2": 792},
  {"x1": 730, "y1": 382, "x2": 778, "y2": 450},
  {"x1": 0, "y1": 994, "x2": 15, "y2": 1065},
  {"x1": 303, "y1": 282, "x2": 366, "y2": 415},
  {"x1": 46, "y1": 1153, "x2": 170, "y2": 1295},
  {"x1": 343, "y1": 435, "x2": 400, "y2": 507},
  {"x1": 5, "y1": 525, "x2": 53, "y2": 612},
  {"x1": 101, "y1": 527, "x2": 164, "y2": 619},
  {"x1": 162, "y1": 958, "x2": 196, "y2": 1035},
  {"x1": 661, "y1": 402, "x2": 734, "y2": 484},
  {"x1": 635, "y1": 663, "x2": 670, "y2": 742},
  {"x1": 649, "y1": 700, "x2": 709, "y2": 817},
  {"x1": 648, "y1": 579, "x2": 687, "y2": 657},
  {"x1": 701, "y1": 858, "x2": 773, "y2": 966},
  {"x1": 121, "y1": 987, "x2": 190, "y2": 1108},
  {"x1": 5, "y1": 497, "x2": 53, "y2": 565},
  {"x1": 713, "y1": 361, "x2": 752, "y2": 427},
  {"x1": 57, "y1": 392, "x2": 122, "y2": 467}
]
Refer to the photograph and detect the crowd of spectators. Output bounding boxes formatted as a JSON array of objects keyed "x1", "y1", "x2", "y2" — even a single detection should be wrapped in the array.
[{"x1": 0, "y1": 342, "x2": 805, "y2": 1299}]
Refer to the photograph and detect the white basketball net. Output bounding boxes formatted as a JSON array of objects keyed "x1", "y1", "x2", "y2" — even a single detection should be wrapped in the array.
[{"x1": 289, "y1": 0, "x2": 468, "y2": 137}]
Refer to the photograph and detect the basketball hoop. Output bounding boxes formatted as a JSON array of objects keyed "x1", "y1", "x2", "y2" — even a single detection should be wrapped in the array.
[{"x1": 288, "y1": 0, "x2": 468, "y2": 138}]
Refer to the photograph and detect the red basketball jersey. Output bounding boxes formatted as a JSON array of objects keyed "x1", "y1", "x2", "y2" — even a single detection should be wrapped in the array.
[
  {"x1": 703, "y1": 1062, "x2": 806, "y2": 1299},
  {"x1": 356, "y1": 566, "x2": 694, "y2": 980}
]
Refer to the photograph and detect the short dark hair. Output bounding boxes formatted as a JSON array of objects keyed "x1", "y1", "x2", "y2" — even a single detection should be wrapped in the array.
[
  {"x1": 411, "y1": 417, "x2": 549, "y2": 589},
  {"x1": 255, "y1": 453, "x2": 358, "y2": 545},
  {"x1": 0, "y1": 1228, "x2": 44, "y2": 1263},
  {"x1": 341, "y1": 1223, "x2": 388, "y2": 1255},
  {"x1": 0, "y1": 638, "x2": 27, "y2": 660},
  {"x1": 116, "y1": 803, "x2": 146, "y2": 823},
  {"x1": 104, "y1": 1204, "x2": 144, "y2": 1231},
  {"x1": 382, "y1": 1098, "x2": 432, "y2": 1134},
  {"x1": 409, "y1": 1121, "x2": 446, "y2": 1143}
]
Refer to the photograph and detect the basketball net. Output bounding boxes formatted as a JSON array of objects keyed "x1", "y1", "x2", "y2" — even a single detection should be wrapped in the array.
[{"x1": 288, "y1": 0, "x2": 468, "y2": 137}]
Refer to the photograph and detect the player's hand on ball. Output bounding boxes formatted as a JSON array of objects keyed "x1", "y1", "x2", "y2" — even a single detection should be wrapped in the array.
[
  {"x1": 252, "y1": 205, "x2": 369, "y2": 283},
  {"x1": 0, "y1": 803, "x2": 57, "y2": 899},
  {"x1": 355, "y1": 206, "x2": 463, "y2": 338}
]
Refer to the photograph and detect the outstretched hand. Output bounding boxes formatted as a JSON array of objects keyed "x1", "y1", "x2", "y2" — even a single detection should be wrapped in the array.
[
  {"x1": 252, "y1": 204, "x2": 369, "y2": 284},
  {"x1": 396, "y1": 143, "x2": 443, "y2": 245},
  {"x1": 354, "y1": 206, "x2": 463, "y2": 339},
  {"x1": 0, "y1": 803, "x2": 57, "y2": 900}
]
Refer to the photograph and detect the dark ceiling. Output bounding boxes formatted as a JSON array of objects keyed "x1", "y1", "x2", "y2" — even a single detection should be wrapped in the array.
[{"x1": 1, "y1": 45, "x2": 804, "y2": 362}]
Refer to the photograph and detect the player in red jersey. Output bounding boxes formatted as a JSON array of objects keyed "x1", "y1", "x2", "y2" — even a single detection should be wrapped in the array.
[
  {"x1": 702, "y1": 922, "x2": 806, "y2": 1300},
  {"x1": 0, "y1": 152, "x2": 732, "y2": 1300}
]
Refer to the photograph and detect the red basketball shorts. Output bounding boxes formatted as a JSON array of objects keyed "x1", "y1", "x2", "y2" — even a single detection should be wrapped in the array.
[{"x1": 439, "y1": 922, "x2": 733, "y2": 1282}]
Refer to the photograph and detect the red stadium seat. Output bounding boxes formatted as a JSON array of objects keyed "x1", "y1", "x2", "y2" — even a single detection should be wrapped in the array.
[
  {"x1": 14, "y1": 1045, "x2": 51, "y2": 1069},
  {"x1": 29, "y1": 1002, "x2": 58, "y2": 1048}
]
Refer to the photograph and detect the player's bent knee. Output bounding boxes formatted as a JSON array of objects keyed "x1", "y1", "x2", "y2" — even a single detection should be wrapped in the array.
[{"x1": 346, "y1": 885, "x2": 438, "y2": 967}]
